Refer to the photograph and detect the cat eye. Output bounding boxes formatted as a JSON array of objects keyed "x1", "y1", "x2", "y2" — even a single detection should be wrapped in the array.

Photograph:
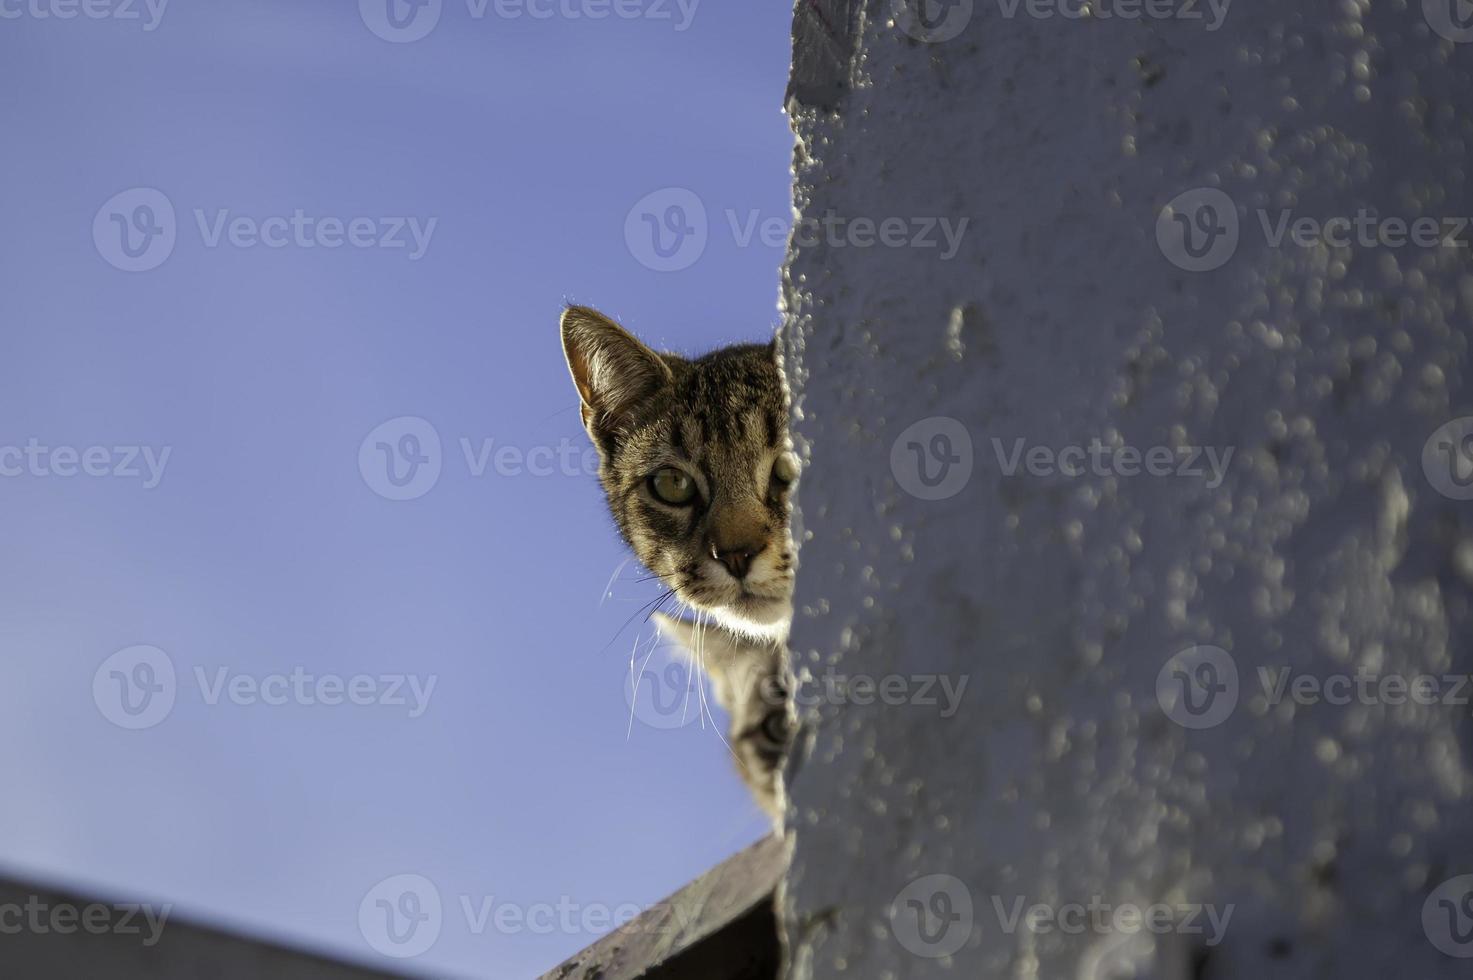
[
  {"x1": 649, "y1": 466, "x2": 697, "y2": 506},
  {"x1": 758, "y1": 709, "x2": 790, "y2": 746},
  {"x1": 771, "y1": 453, "x2": 799, "y2": 487}
]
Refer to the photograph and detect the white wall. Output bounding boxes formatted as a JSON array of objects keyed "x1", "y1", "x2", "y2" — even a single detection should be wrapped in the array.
[{"x1": 780, "y1": 1, "x2": 1473, "y2": 977}]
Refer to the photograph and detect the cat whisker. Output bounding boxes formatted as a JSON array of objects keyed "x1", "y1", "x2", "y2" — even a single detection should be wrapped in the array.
[
  {"x1": 537, "y1": 400, "x2": 585, "y2": 424},
  {"x1": 688, "y1": 606, "x2": 747, "y2": 775},
  {"x1": 598, "y1": 587, "x2": 677, "y2": 657},
  {"x1": 695, "y1": 609, "x2": 715, "y2": 733},
  {"x1": 646, "y1": 589, "x2": 679, "y2": 625},
  {"x1": 597, "y1": 557, "x2": 634, "y2": 609},
  {"x1": 679, "y1": 626, "x2": 697, "y2": 729},
  {"x1": 625, "y1": 630, "x2": 661, "y2": 742}
]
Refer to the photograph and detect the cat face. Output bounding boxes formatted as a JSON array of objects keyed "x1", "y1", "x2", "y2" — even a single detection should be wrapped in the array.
[
  {"x1": 561, "y1": 306, "x2": 796, "y2": 640},
  {"x1": 653, "y1": 612, "x2": 792, "y2": 823}
]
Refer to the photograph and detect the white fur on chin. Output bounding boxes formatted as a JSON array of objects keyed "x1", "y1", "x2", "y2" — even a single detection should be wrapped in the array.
[{"x1": 709, "y1": 602, "x2": 791, "y2": 643}]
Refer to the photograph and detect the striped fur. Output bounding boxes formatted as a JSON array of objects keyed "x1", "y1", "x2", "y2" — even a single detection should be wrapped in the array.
[{"x1": 561, "y1": 305, "x2": 796, "y2": 640}]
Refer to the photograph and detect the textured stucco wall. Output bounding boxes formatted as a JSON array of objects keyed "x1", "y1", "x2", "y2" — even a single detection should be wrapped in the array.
[{"x1": 779, "y1": 1, "x2": 1473, "y2": 977}]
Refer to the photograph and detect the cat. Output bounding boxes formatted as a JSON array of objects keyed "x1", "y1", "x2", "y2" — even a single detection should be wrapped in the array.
[
  {"x1": 561, "y1": 304, "x2": 798, "y2": 823},
  {"x1": 652, "y1": 611, "x2": 793, "y2": 823},
  {"x1": 560, "y1": 304, "x2": 797, "y2": 641}
]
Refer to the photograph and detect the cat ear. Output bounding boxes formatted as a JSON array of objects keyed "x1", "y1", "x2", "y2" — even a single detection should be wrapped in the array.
[
  {"x1": 560, "y1": 305, "x2": 672, "y2": 436},
  {"x1": 652, "y1": 612, "x2": 761, "y2": 711}
]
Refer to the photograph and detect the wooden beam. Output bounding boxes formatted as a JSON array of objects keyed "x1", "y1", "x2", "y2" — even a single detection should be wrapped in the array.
[
  {"x1": 0, "y1": 876, "x2": 403, "y2": 979},
  {"x1": 539, "y1": 834, "x2": 789, "y2": 980}
]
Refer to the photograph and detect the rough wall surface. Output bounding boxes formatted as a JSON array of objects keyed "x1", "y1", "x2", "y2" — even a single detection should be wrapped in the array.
[{"x1": 779, "y1": 1, "x2": 1473, "y2": 977}]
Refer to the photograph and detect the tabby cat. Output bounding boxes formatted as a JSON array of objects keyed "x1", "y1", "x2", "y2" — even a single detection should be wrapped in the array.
[
  {"x1": 561, "y1": 304, "x2": 797, "y2": 821},
  {"x1": 560, "y1": 305, "x2": 796, "y2": 640}
]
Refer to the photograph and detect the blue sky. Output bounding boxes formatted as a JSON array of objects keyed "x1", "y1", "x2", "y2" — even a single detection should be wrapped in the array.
[{"x1": 0, "y1": 1, "x2": 794, "y2": 975}]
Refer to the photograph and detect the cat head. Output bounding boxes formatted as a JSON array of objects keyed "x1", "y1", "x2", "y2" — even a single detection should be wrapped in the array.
[
  {"x1": 653, "y1": 612, "x2": 792, "y2": 823},
  {"x1": 561, "y1": 305, "x2": 796, "y2": 640}
]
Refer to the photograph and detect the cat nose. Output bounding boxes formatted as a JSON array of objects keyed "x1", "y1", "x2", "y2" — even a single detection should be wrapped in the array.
[
  {"x1": 711, "y1": 542, "x2": 760, "y2": 580},
  {"x1": 707, "y1": 504, "x2": 769, "y2": 580}
]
